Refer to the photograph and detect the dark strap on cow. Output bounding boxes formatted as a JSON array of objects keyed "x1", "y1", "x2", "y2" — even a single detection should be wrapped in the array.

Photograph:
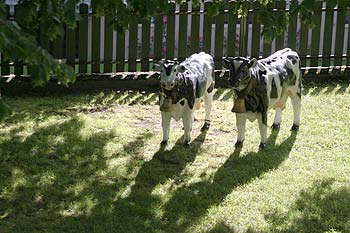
[{"x1": 236, "y1": 71, "x2": 269, "y2": 125}]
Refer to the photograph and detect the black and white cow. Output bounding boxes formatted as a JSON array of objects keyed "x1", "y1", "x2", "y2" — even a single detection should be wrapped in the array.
[
  {"x1": 153, "y1": 52, "x2": 215, "y2": 147},
  {"x1": 223, "y1": 48, "x2": 302, "y2": 149}
]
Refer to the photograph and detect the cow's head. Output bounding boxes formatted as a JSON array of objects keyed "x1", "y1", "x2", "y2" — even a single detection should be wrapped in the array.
[
  {"x1": 223, "y1": 57, "x2": 264, "y2": 91},
  {"x1": 153, "y1": 60, "x2": 186, "y2": 90}
]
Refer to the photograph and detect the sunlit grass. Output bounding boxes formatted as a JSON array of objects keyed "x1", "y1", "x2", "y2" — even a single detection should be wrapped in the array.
[{"x1": 0, "y1": 83, "x2": 350, "y2": 232}]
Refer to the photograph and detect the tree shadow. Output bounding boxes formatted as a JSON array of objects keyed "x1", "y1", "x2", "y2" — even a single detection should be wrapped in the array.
[
  {"x1": 161, "y1": 129, "x2": 297, "y2": 231},
  {"x1": 0, "y1": 117, "x2": 117, "y2": 232},
  {"x1": 303, "y1": 82, "x2": 350, "y2": 96},
  {"x1": 265, "y1": 178, "x2": 350, "y2": 232},
  {"x1": 53, "y1": 131, "x2": 208, "y2": 233}
]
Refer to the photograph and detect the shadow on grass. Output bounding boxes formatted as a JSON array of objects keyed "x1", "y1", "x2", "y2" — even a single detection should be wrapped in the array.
[
  {"x1": 0, "y1": 117, "x2": 117, "y2": 232},
  {"x1": 265, "y1": 178, "x2": 350, "y2": 232},
  {"x1": 302, "y1": 82, "x2": 350, "y2": 96},
  {"x1": 51, "y1": 131, "x2": 208, "y2": 232},
  {"x1": 161, "y1": 129, "x2": 297, "y2": 231}
]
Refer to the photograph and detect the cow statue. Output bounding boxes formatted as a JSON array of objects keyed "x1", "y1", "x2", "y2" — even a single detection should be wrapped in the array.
[
  {"x1": 153, "y1": 52, "x2": 215, "y2": 147},
  {"x1": 222, "y1": 48, "x2": 302, "y2": 149}
]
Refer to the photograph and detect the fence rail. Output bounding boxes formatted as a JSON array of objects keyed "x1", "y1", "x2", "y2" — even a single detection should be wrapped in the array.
[{"x1": 1, "y1": 1, "x2": 350, "y2": 78}]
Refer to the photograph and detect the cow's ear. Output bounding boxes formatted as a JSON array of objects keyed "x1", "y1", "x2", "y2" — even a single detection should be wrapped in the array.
[
  {"x1": 176, "y1": 65, "x2": 186, "y2": 73},
  {"x1": 153, "y1": 63, "x2": 162, "y2": 71},
  {"x1": 222, "y1": 57, "x2": 232, "y2": 68}
]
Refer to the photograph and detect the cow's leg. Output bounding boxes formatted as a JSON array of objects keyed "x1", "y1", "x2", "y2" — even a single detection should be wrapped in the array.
[
  {"x1": 183, "y1": 108, "x2": 194, "y2": 147},
  {"x1": 258, "y1": 115, "x2": 268, "y2": 149},
  {"x1": 235, "y1": 113, "x2": 246, "y2": 148},
  {"x1": 272, "y1": 108, "x2": 282, "y2": 129},
  {"x1": 290, "y1": 93, "x2": 301, "y2": 131},
  {"x1": 161, "y1": 111, "x2": 171, "y2": 144},
  {"x1": 201, "y1": 92, "x2": 213, "y2": 131}
]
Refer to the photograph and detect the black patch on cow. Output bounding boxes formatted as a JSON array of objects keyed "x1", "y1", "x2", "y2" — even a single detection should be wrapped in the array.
[
  {"x1": 287, "y1": 55, "x2": 298, "y2": 65},
  {"x1": 180, "y1": 100, "x2": 185, "y2": 105},
  {"x1": 297, "y1": 91, "x2": 301, "y2": 99},
  {"x1": 163, "y1": 60, "x2": 178, "y2": 76},
  {"x1": 270, "y1": 78, "x2": 278, "y2": 99},
  {"x1": 207, "y1": 82, "x2": 214, "y2": 93},
  {"x1": 196, "y1": 79, "x2": 207, "y2": 98},
  {"x1": 286, "y1": 68, "x2": 296, "y2": 85}
]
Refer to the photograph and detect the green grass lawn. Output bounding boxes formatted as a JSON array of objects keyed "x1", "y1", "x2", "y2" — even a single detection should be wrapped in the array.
[{"x1": 1, "y1": 83, "x2": 350, "y2": 233}]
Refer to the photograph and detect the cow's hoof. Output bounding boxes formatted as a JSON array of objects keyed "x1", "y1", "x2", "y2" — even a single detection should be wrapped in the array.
[
  {"x1": 160, "y1": 140, "x2": 168, "y2": 146},
  {"x1": 291, "y1": 124, "x2": 299, "y2": 131},
  {"x1": 259, "y1": 142, "x2": 268, "y2": 150},
  {"x1": 184, "y1": 140, "x2": 191, "y2": 148},
  {"x1": 235, "y1": 141, "x2": 243, "y2": 148},
  {"x1": 200, "y1": 122, "x2": 210, "y2": 132},
  {"x1": 271, "y1": 124, "x2": 280, "y2": 130}
]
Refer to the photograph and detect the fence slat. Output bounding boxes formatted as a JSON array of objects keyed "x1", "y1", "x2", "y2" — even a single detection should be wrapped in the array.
[
  {"x1": 128, "y1": 17, "x2": 138, "y2": 72},
  {"x1": 141, "y1": 18, "x2": 150, "y2": 71},
  {"x1": 322, "y1": 3, "x2": 334, "y2": 68},
  {"x1": 214, "y1": 5, "x2": 224, "y2": 69},
  {"x1": 166, "y1": 3, "x2": 176, "y2": 60},
  {"x1": 190, "y1": 3, "x2": 200, "y2": 54},
  {"x1": 287, "y1": 0, "x2": 298, "y2": 50},
  {"x1": 13, "y1": 5, "x2": 23, "y2": 77},
  {"x1": 66, "y1": 26, "x2": 76, "y2": 69},
  {"x1": 104, "y1": 16, "x2": 114, "y2": 73},
  {"x1": 263, "y1": 2, "x2": 275, "y2": 57},
  {"x1": 116, "y1": 32, "x2": 125, "y2": 72},
  {"x1": 299, "y1": 22, "x2": 309, "y2": 67},
  {"x1": 203, "y1": 2, "x2": 212, "y2": 54},
  {"x1": 154, "y1": 15, "x2": 163, "y2": 61},
  {"x1": 178, "y1": 3, "x2": 188, "y2": 62},
  {"x1": 239, "y1": 16, "x2": 248, "y2": 56},
  {"x1": 0, "y1": 5, "x2": 10, "y2": 76},
  {"x1": 310, "y1": 1, "x2": 322, "y2": 68},
  {"x1": 78, "y1": 3, "x2": 88, "y2": 73},
  {"x1": 251, "y1": 1, "x2": 260, "y2": 58},
  {"x1": 91, "y1": 14, "x2": 101, "y2": 73},
  {"x1": 275, "y1": 1, "x2": 286, "y2": 51},
  {"x1": 227, "y1": 2, "x2": 237, "y2": 57},
  {"x1": 334, "y1": 2, "x2": 346, "y2": 66}
]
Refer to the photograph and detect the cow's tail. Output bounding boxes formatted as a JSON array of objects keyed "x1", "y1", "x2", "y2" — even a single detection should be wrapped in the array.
[{"x1": 286, "y1": 53, "x2": 302, "y2": 84}]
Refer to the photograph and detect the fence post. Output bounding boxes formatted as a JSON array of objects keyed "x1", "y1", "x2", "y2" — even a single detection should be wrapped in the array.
[
  {"x1": 251, "y1": 1, "x2": 260, "y2": 58},
  {"x1": 275, "y1": 1, "x2": 286, "y2": 51},
  {"x1": 128, "y1": 17, "x2": 138, "y2": 72},
  {"x1": 116, "y1": 31, "x2": 125, "y2": 72},
  {"x1": 190, "y1": 2, "x2": 200, "y2": 54},
  {"x1": 14, "y1": 4, "x2": 23, "y2": 77},
  {"x1": 239, "y1": 16, "x2": 248, "y2": 57},
  {"x1": 203, "y1": 2, "x2": 212, "y2": 54},
  {"x1": 226, "y1": 1, "x2": 237, "y2": 57},
  {"x1": 104, "y1": 15, "x2": 114, "y2": 73},
  {"x1": 321, "y1": 2, "x2": 334, "y2": 72},
  {"x1": 166, "y1": 3, "x2": 176, "y2": 60},
  {"x1": 334, "y1": 1, "x2": 346, "y2": 67},
  {"x1": 178, "y1": 3, "x2": 188, "y2": 62},
  {"x1": 91, "y1": 9, "x2": 101, "y2": 73},
  {"x1": 299, "y1": 20, "x2": 309, "y2": 68},
  {"x1": 310, "y1": 1, "x2": 322, "y2": 70},
  {"x1": 214, "y1": 4, "x2": 224, "y2": 69},
  {"x1": 287, "y1": 0, "x2": 297, "y2": 51},
  {"x1": 78, "y1": 3, "x2": 88, "y2": 74},
  {"x1": 141, "y1": 18, "x2": 151, "y2": 71},
  {"x1": 66, "y1": 22, "x2": 76, "y2": 70},
  {"x1": 1, "y1": 5, "x2": 10, "y2": 76}
]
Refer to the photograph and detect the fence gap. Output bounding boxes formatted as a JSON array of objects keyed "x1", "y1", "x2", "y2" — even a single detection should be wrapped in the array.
[
  {"x1": 310, "y1": 1, "x2": 322, "y2": 70},
  {"x1": 78, "y1": 3, "x2": 88, "y2": 73},
  {"x1": 203, "y1": 2, "x2": 212, "y2": 54}
]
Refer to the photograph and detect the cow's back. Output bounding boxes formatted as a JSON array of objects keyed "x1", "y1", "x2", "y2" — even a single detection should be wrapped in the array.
[{"x1": 259, "y1": 49, "x2": 301, "y2": 109}]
